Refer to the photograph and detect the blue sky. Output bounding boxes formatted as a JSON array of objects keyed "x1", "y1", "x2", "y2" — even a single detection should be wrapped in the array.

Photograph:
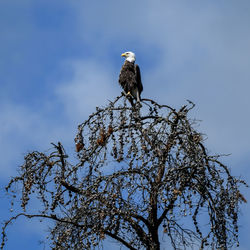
[{"x1": 0, "y1": 0, "x2": 250, "y2": 249}]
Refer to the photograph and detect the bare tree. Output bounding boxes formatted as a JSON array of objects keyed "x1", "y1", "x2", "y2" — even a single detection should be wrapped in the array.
[{"x1": 1, "y1": 95, "x2": 247, "y2": 250}]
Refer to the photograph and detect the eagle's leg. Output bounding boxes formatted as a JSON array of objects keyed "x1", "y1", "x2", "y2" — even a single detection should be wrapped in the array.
[
  {"x1": 136, "y1": 90, "x2": 140, "y2": 103},
  {"x1": 126, "y1": 91, "x2": 132, "y2": 96}
]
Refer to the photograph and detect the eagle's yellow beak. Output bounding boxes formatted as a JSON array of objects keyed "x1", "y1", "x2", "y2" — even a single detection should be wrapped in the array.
[{"x1": 121, "y1": 53, "x2": 126, "y2": 57}]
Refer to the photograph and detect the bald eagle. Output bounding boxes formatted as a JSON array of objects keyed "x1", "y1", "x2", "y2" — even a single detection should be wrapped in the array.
[{"x1": 119, "y1": 51, "x2": 143, "y2": 106}]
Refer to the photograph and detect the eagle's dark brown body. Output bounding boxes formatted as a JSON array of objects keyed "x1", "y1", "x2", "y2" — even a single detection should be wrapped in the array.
[{"x1": 119, "y1": 60, "x2": 143, "y2": 105}]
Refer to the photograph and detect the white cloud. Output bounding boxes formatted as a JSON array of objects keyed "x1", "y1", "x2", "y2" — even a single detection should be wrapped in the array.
[
  {"x1": 56, "y1": 60, "x2": 119, "y2": 122},
  {"x1": 0, "y1": 101, "x2": 73, "y2": 179},
  {"x1": 0, "y1": 103, "x2": 41, "y2": 178}
]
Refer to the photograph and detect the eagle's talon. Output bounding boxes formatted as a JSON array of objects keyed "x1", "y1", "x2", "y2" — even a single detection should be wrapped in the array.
[{"x1": 135, "y1": 101, "x2": 142, "y2": 108}]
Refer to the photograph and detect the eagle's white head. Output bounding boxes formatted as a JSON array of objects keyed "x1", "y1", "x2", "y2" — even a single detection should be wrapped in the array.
[{"x1": 121, "y1": 51, "x2": 136, "y2": 63}]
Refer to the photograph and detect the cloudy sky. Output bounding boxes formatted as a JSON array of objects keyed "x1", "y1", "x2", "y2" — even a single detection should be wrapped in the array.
[{"x1": 0, "y1": 0, "x2": 249, "y2": 249}]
